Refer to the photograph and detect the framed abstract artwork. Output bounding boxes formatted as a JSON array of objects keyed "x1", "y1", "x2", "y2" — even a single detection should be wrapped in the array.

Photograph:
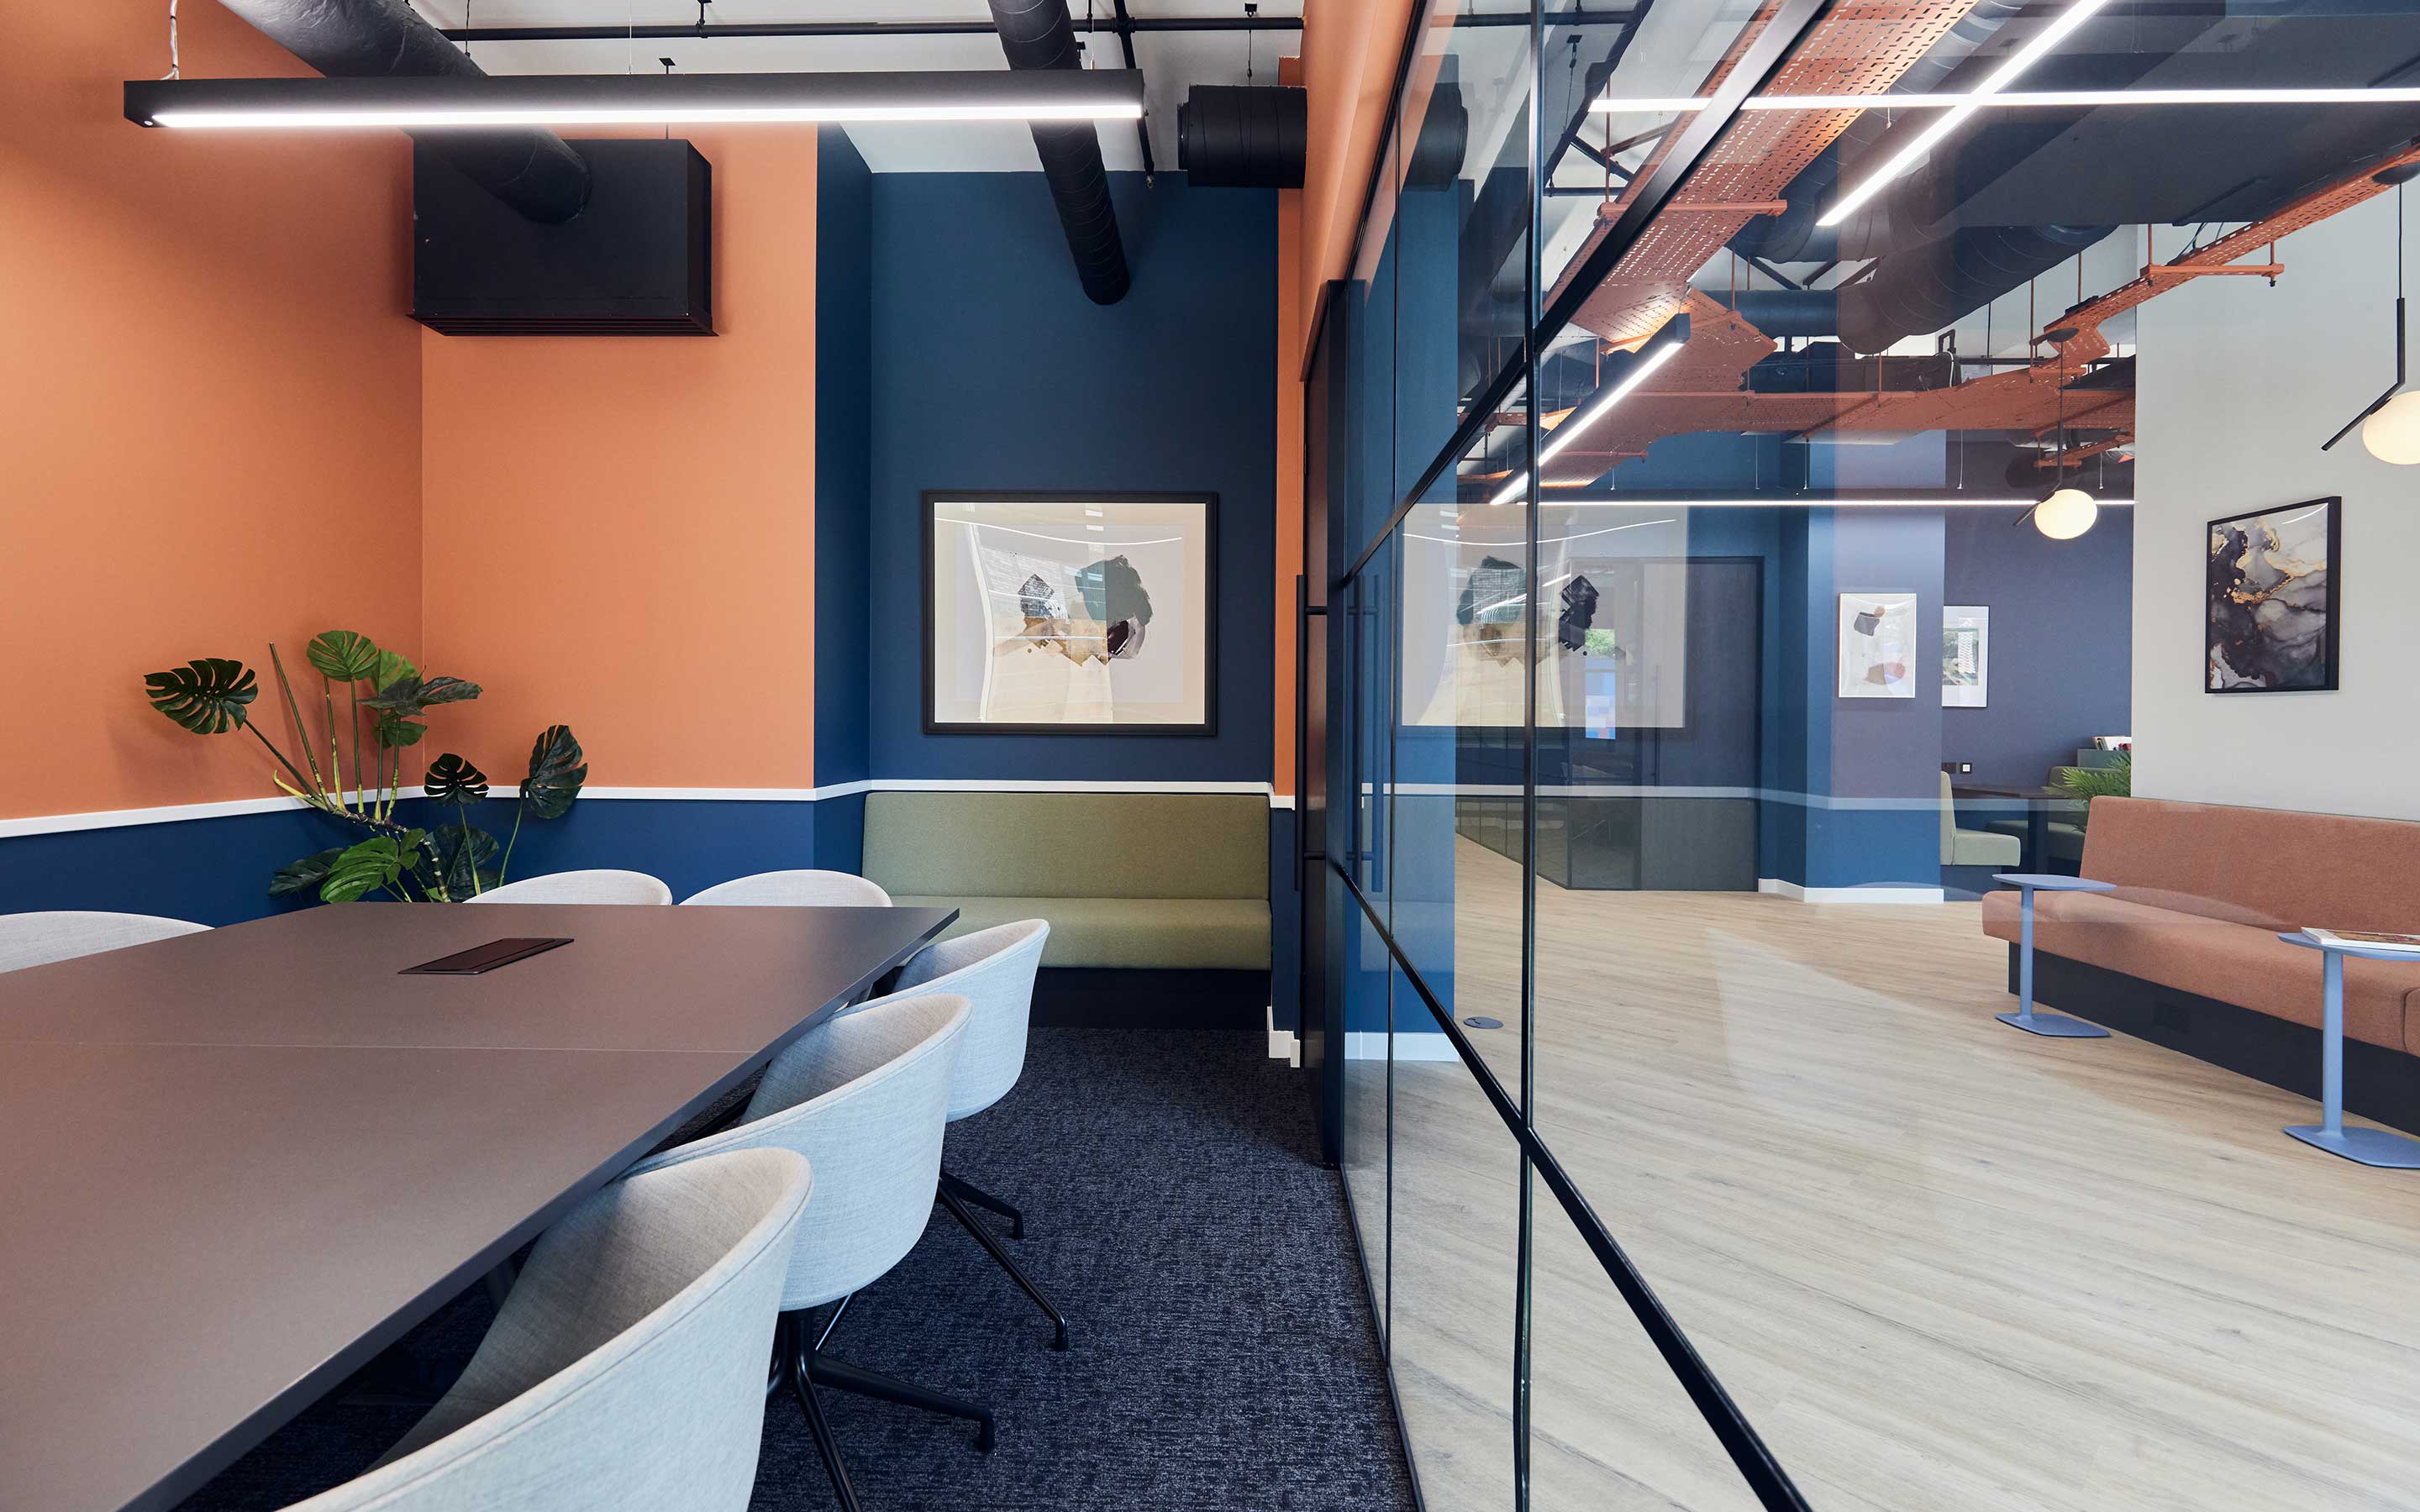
[
  {"x1": 1838, "y1": 592, "x2": 1918, "y2": 699},
  {"x1": 2207, "y1": 496, "x2": 2338, "y2": 694},
  {"x1": 923, "y1": 491, "x2": 1217, "y2": 734},
  {"x1": 1942, "y1": 605, "x2": 1989, "y2": 708}
]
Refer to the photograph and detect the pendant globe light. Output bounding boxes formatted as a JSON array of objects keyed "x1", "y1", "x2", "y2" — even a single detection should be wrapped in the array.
[
  {"x1": 2019, "y1": 332, "x2": 2098, "y2": 539},
  {"x1": 2325, "y1": 163, "x2": 2420, "y2": 463}
]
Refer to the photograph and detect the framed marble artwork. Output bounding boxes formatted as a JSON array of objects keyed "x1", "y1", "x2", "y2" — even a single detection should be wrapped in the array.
[
  {"x1": 2207, "y1": 497, "x2": 2338, "y2": 694},
  {"x1": 923, "y1": 491, "x2": 1216, "y2": 733}
]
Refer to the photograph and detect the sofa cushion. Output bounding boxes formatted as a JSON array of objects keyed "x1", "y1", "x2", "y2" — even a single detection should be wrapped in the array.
[
  {"x1": 893, "y1": 895, "x2": 1270, "y2": 971},
  {"x1": 2080, "y1": 797, "x2": 2420, "y2": 936},
  {"x1": 1981, "y1": 890, "x2": 2420, "y2": 1050},
  {"x1": 863, "y1": 792, "x2": 1266, "y2": 901}
]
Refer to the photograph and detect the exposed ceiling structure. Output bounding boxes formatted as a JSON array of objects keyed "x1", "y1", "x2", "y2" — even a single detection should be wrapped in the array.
[
  {"x1": 1493, "y1": 0, "x2": 2420, "y2": 496},
  {"x1": 408, "y1": 0, "x2": 1307, "y2": 171}
]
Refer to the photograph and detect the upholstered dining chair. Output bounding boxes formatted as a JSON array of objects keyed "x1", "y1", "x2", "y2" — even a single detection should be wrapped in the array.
[
  {"x1": 630, "y1": 992, "x2": 981, "y2": 1512},
  {"x1": 466, "y1": 870, "x2": 674, "y2": 905},
  {"x1": 0, "y1": 911, "x2": 208, "y2": 974},
  {"x1": 681, "y1": 870, "x2": 893, "y2": 907},
  {"x1": 281, "y1": 1146, "x2": 813, "y2": 1512},
  {"x1": 852, "y1": 920, "x2": 1063, "y2": 1349}
]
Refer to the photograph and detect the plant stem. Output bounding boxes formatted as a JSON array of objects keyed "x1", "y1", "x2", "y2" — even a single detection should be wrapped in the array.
[
  {"x1": 463, "y1": 816, "x2": 483, "y2": 895},
  {"x1": 267, "y1": 644, "x2": 329, "y2": 800},
  {"x1": 499, "y1": 801, "x2": 526, "y2": 885},
  {"x1": 322, "y1": 675, "x2": 347, "y2": 816},
  {"x1": 350, "y1": 683, "x2": 364, "y2": 822},
  {"x1": 246, "y1": 724, "x2": 327, "y2": 807}
]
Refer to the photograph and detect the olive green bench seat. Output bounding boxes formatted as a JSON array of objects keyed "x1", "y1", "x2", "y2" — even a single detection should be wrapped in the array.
[{"x1": 861, "y1": 790, "x2": 1272, "y2": 973}]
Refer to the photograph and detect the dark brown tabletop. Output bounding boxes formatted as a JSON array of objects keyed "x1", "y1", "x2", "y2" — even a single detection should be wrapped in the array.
[{"x1": 0, "y1": 901, "x2": 955, "y2": 1512}]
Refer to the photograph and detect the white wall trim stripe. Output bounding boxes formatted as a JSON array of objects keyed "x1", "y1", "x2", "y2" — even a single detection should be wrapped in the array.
[{"x1": 1, "y1": 778, "x2": 1287, "y2": 837}]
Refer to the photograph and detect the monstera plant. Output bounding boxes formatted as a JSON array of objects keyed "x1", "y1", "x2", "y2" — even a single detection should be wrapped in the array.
[{"x1": 144, "y1": 632, "x2": 587, "y2": 903}]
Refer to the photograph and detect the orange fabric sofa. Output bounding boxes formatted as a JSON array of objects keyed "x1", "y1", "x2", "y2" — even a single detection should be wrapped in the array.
[{"x1": 1980, "y1": 797, "x2": 2420, "y2": 1050}]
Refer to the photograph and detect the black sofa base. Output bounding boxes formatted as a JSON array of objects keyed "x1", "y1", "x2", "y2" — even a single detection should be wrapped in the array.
[
  {"x1": 1031, "y1": 967, "x2": 1270, "y2": 1031},
  {"x1": 2018, "y1": 946, "x2": 2420, "y2": 1137}
]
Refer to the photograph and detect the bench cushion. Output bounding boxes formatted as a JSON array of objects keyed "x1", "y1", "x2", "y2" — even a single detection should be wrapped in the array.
[
  {"x1": 862, "y1": 791, "x2": 1266, "y2": 901},
  {"x1": 893, "y1": 895, "x2": 1270, "y2": 971}
]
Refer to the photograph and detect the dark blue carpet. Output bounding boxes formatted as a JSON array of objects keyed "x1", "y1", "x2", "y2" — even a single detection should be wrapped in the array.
[{"x1": 179, "y1": 1029, "x2": 1414, "y2": 1511}]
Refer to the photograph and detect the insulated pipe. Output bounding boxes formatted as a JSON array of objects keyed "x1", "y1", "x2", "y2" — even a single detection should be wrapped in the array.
[
  {"x1": 218, "y1": 0, "x2": 589, "y2": 223},
  {"x1": 1705, "y1": 223, "x2": 2111, "y2": 351},
  {"x1": 988, "y1": 0, "x2": 1130, "y2": 305}
]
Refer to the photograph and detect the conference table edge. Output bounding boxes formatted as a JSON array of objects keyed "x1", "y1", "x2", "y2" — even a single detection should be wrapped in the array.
[{"x1": 113, "y1": 903, "x2": 957, "y2": 1512}]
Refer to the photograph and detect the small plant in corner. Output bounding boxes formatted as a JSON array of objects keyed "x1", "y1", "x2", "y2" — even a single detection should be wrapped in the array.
[
  {"x1": 2054, "y1": 748, "x2": 2132, "y2": 818},
  {"x1": 143, "y1": 631, "x2": 587, "y2": 903}
]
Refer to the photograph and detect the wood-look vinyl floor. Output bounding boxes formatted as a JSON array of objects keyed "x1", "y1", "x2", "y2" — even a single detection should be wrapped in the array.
[{"x1": 1366, "y1": 837, "x2": 2420, "y2": 1512}]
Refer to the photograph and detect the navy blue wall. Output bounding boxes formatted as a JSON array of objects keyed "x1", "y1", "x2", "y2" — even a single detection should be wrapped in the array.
[
  {"x1": 814, "y1": 130, "x2": 876, "y2": 875},
  {"x1": 1942, "y1": 504, "x2": 2133, "y2": 787},
  {"x1": 865, "y1": 171, "x2": 1276, "y2": 783}
]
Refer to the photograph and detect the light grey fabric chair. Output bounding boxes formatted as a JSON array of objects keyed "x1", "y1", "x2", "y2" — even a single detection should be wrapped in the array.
[
  {"x1": 466, "y1": 870, "x2": 674, "y2": 906},
  {"x1": 0, "y1": 911, "x2": 208, "y2": 974},
  {"x1": 681, "y1": 870, "x2": 893, "y2": 907},
  {"x1": 860, "y1": 921, "x2": 1065, "y2": 1349},
  {"x1": 630, "y1": 993, "x2": 981, "y2": 1512},
  {"x1": 282, "y1": 1147, "x2": 813, "y2": 1512}
]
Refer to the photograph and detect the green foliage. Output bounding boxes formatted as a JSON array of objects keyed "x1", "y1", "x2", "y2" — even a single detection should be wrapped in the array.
[
  {"x1": 424, "y1": 753, "x2": 489, "y2": 807},
  {"x1": 520, "y1": 725, "x2": 588, "y2": 820},
  {"x1": 2055, "y1": 750, "x2": 2133, "y2": 809},
  {"x1": 322, "y1": 830, "x2": 428, "y2": 904},
  {"x1": 144, "y1": 659, "x2": 257, "y2": 734},
  {"x1": 145, "y1": 629, "x2": 586, "y2": 906}
]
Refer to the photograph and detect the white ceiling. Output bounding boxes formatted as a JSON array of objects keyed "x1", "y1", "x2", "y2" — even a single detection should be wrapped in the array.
[{"x1": 410, "y1": 1, "x2": 1307, "y2": 171}]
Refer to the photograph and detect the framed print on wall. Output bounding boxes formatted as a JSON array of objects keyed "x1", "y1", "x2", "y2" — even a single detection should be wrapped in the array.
[
  {"x1": 2207, "y1": 496, "x2": 2338, "y2": 693},
  {"x1": 1838, "y1": 592, "x2": 1918, "y2": 699},
  {"x1": 924, "y1": 491, "x2": 1217, "y2": 734},
  {"x1": 1943, "y1": 605, "x2": 1989, "y2": 708}
]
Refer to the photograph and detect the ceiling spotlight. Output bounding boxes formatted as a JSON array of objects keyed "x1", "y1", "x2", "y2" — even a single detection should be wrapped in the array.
[{"x1": 2325, "y1": 162, "x2": 2420, "y2": 463}]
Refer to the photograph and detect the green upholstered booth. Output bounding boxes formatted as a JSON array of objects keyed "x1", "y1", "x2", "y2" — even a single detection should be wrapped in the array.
[{"x1": 860, "y1": 791, "x2": 1273, "y2": 975}]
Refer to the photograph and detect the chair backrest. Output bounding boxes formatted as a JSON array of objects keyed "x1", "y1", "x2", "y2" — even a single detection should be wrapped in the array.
[
  {"x1": 1938, "y1": 770, "x2": 1957, "y2": 858},
  {"x1": 2081, "y1": 796, "x2": 2420, "y2": 933},
  {"x1": 681, "y1": 870, "x2": 892, "y2": 908},
  {"x1": 284, "y1": 1147, "x2": 812, "y2": 1512},
  {"x1": 861, "y1": 790, "x2": 1267, "y2": 900},
  {"x1": 0, "y1": 911, "x2": 208, "y2": 974},
  {"x1": 885, "y1": 920, "x2": 1049, "y2": 1122},
  {"x1": 467, "y1": 870, "x2": 674, "y2": 906},
  {"x1": 627, "y1": 994, "x2": 968, "y2": 1313}
]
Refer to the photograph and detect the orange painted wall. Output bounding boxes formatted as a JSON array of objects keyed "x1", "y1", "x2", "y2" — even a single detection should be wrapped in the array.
[
  {"x1": 1295, "y1": 0, "x2": 1421, "y2": 368},
  {"x1": 419, "y1": 129, "x2": 820, "y2": 793},
  {"x1": 0, "y1": 2, "x2": 422, "y2": 821}
]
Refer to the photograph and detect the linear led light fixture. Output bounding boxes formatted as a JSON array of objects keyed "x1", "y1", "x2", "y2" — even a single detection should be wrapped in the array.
[
  {"x1": 124, "y1": 70, "x2": 1145, "y2": 129},
  {"x1": 1523, "y1": 496, "x2": 2137, "y2": 508},
  {"x1": 1488, "y1": 318, "x2": 1688, "y2": 507},
  {"x1": 1593, "y1": 86, "x2": 2420, "y2": 113}
]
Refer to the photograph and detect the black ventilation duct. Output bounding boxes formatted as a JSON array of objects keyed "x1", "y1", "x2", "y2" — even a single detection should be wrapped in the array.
[
  {"x1": 1177, "y1": 86, "x2": 1306, "y2": 187},
  {"x1": 217, "y1": 0, "x2": 589, "y2": 223},
  {"x1": 413, "y1": 139, "x2": 710, "y2": 335},
  {"x1": 986, "y1": 0, "x2": 1129, "y2": 305}
]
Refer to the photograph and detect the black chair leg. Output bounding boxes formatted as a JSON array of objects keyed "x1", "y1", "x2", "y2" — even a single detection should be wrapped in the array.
[
  {"x1": 779, "y1": 1314, "x2": 862, "y2": 1512},
  {"x1": 939, "y1": 1170, "x2": 1023, "y2": 1240},
  {"x1": 808, "y1": 1352, "x2": 996, "y2": 1452},
  {"x1": 937, "y1": 1183, "x2": 1071, "y2": 1351}
]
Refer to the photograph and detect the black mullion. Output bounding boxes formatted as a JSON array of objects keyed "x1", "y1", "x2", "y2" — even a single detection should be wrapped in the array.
[
  {"x1": 1512, "y1": 3, "x2": 1544, "y2": 1509},
  {"x1": 1330, "y1": 860, "x2": 1813, "y2": 1512}
]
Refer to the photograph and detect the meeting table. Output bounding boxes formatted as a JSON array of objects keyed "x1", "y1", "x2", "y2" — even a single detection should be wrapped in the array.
[{"x1": 0, "y1": 898, "x2": 955, "y2": 1512}]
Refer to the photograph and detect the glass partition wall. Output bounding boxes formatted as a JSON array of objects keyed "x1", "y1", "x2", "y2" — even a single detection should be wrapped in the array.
[{"x1": 1314, "y1": 3, "x2": 2420, "y2": 1509}]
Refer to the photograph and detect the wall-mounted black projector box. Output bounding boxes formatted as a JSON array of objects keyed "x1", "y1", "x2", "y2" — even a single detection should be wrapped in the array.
[{"x1": 413, "y1": 138, "x2": 713, "y2": 336}]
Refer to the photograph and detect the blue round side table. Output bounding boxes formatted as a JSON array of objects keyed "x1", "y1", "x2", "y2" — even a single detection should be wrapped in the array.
[{"x1": 1991, "y1": 874, "x2": 2116, "y2": 1037}]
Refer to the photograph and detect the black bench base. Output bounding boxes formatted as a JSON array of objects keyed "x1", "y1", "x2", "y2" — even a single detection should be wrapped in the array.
[
  {"x1": 2019, "y1": 946, "x2": 2420, "y2": 1137},
  {"x1": 1031, "y1": 968, "x2": 1270, "y2": 1031}
]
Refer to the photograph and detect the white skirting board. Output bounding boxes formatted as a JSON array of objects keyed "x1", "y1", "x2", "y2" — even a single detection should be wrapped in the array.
[
  {"x1": 1757, "y1": 878, "x2": 1947, "y2": 905},
  {"x1": 1264, "y1": 1007, "x2": 1460, "y2": 1063}
]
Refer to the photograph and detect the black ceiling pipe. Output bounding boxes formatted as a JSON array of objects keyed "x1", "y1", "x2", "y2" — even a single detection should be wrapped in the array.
[
  {"x1": 218, "y1": 0, "x2": 589, "y2": 223},
  {"x1": 987, "y1": 0, "x2": 1130, "y2": 305}
]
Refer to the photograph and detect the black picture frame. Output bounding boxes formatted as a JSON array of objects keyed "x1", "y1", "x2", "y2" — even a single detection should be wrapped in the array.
[
  {"x1": 2206, "y1": 496, "x2": 2341, "y2": 694},
  {"x1": 923, "y1": 490, "x2": 1219, "y2": 736}
]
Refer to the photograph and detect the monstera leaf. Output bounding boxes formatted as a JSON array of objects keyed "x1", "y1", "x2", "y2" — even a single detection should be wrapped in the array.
[
  {"x1": 269, "y1": 847, "x2": 346, "y2": 899},
  {"x1": 363, "y1": 674, "x2": 481, "y2": 715},
  {"x1": 424, "y1": 753, "x2": 489, "y2": 807},
  {"x1": 304, "y1": 631, "x2": 381, "y2": 684},
  {"x1": 435, "y1": 824, "x2": 501, "y2": 899},
  {"x1": 145, "y1": 659, "x2": 258, "y2": 734},
  {"x1": 320, "y1": 830, "x2": 425, "y2": 903},
  {"x1": 371, "y1": 648, "x2": 418, "y2": 695},
  {"x1": 374, "y1": 715, "x2": 427, "y2": 748},
  {"x1": 520, "y1": 725, "x2": 588, "y2": 820}
]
